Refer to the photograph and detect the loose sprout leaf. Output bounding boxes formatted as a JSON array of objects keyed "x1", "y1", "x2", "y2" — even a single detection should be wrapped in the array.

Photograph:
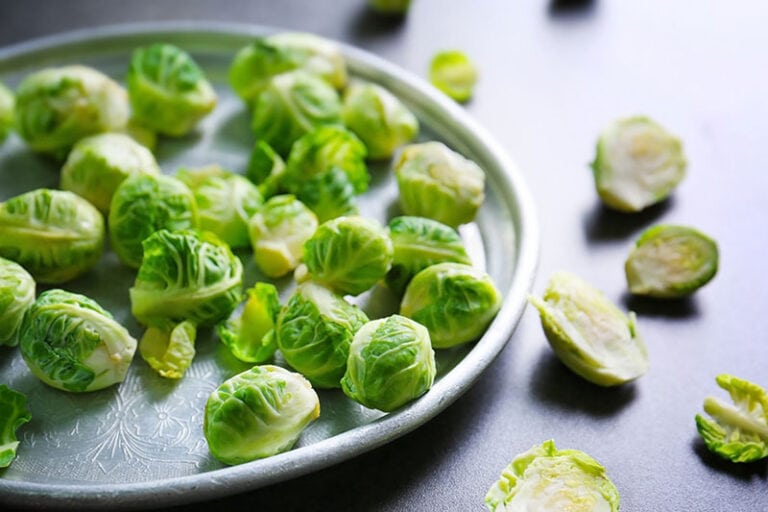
[
  {"x1": 247, "y1": 140, "x2": 288, "y2": 198},
  {"x1": 429, "y1": 50, "x2": 478, "y2": 103},
  {"x1": 216, "y1": 282, "x2": 281, "y2": 363},
  {"x1": 0, "y1": 385, "x2": 32, "y2": 468},
  {"x1": 139, "y1": 320, "x2": 197, "y2": 380},
  {"x1": 0, "y1": 257, "x2": 36, "y2": 347}
]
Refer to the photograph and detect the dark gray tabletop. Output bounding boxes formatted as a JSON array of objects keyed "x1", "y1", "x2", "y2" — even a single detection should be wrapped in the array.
[{"x1": 2, "y1": 1, "x2": 766, "y2": 511}]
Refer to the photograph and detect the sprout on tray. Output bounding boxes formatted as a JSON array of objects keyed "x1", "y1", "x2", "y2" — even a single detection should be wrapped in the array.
[{"x1": 0, "y1": 257, "x2": 35, "y2": 347}]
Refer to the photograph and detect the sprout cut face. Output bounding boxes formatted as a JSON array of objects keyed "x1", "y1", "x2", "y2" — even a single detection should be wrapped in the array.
[
  {"x1": 591, "y1": 116, "x2": 687, "y2": 212},
  {"x1": 0, "y1": 257, "x2": 36, "y2": 347},
  {"x1": 485, "y1": 440, "x2": 620, "y2": 512},
  {"x1": 19, "y1": 289, "x2": 138, "y2": 392},
  {"x1": 429, "y1": 50, "x2": 478, "y2": 103},
  {"x1": 0, "y1": 385, "x2": 31, "y2": 469},
  {"x1": 139, "y1": 320, "x2": 197, "y2": 380},
  {"x1": 0, "y1": 81, "x2": 15, "y2": 143},
  {"x1": 528, "y1": 271, "x2": 648, "y2": 387},
  {"x1": 625, "y1": 224, "x2": 718, "y2": 298},
  {"x1": 217, "y1": 282, "x2": 281, "y2": 363},
  {"x1": 204, "y1": 365, "x2": 320, "y2": 465},
  {"x1": 695, "y1": 374, "x2": 768, "y2": 463}
]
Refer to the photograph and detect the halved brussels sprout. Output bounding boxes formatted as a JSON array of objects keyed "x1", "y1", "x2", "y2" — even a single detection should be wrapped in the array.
[
  {"x1": 385, "y1": 216, "x2": 471, "y2": 296},
  {"x1": 303, "y1": 216, "x2": 393, "y2": 296},
  {"x1": 395, "y1": 141, "x2": 486, "y2": 228},
  {"x1": 341, "y1": 315, "x2": 435, "y2": 412},
  {"x1": 217, "y1": 282, "x2": 281, "y2": 363},
  {"x1": 276, "y1": 282, "x2": 369, "y2": 388},
  {"x1": 400, "y1": 262, "x2": 501, "y2": 348},
  {"x1": 429, "y1": 50, "x2": 478, "y2": 103},
  {"x1": 176, "y1": 165, "x2": 263, "y2": 249},
  {"x1": 204, "y1": 365, "x2": 320, "y2": 465},
  {"x1": 247, "y1": 140, "x2": 287, "y2": 198},
  {"x1": 130, "y1": 230, "x2": 243, "y2": 328},
  {"x1": 591, "y1": 116, "x2": 686, "y2": 212},
  {"x1": 127, "y1": 43, "x2": 217, "y2": 137},
  {"x1": 0, "y1": 257, "x2": 35, "y2": 347},
  {"x1": 368, "y1": 0, "x2": 412, "y2": 15},
  {"x1": 0, "y1": 81, "x2": 15, "y2": 143},
  {"x1": 251, "y1": 70, "x2": 343, "y2": 156},
  {"x1": 625, "y1": 224, "x2": 718, "y2": 298},
  {"x1": 0, "y1": 385, "x2": 31, "y2": 468},
  {"x1": 229, "y1": 31, "x2": 347, "y2": 103},
  {"x1": 0, "y1": 188, "x2": 105, "y2": 284},
  {"x1": 529, "y1": 271, "x2": 648, "y2": 387},
  {"x1": 108, "y1": 174, "x2": 199, "y2": 268},
  {"x1": 14, "y1": 65, "x2": 129, "y2": 158},
  {"x1": 248, "y1": 194, "x2": 319, "y2": 278},
  {"x1": 485, "y1": 440, "x2": 620, "y2": 512},
  {"x1": 19, "y1": 289, "x2": 137, "y2": 392},
  {"x1": 343, "y1": 81, "x2": 419, "y2": 160},
  {"x1": 60, "y1": 132, "x2": 161, "y2": 213},
  {"x1": 695, "y1": 374, "x2": 768, "y2": 463},
  {"x1": 139, "y1": 320, "x2": 196, "y2": 379}
]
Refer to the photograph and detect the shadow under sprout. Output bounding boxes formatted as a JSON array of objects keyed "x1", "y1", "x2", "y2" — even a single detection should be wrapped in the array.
[
  {"x1": 583, "y1": 198, "x2": 673, "y2": 243},
  {"x1": 548, "y1": 0, "x2": 598, "y2": 18},
  {"x1": 623, "y1": 292, "x2": 701, "y2": 319},
  {"x1": 692, "y1": 438, "x2": 768, "y2": 481}
]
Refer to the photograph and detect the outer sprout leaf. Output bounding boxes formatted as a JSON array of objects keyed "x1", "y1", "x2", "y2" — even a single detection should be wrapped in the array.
[
  {"x1": 216, "y1": 282, "x2": 281, "y2": 363},
  {"x1": 247, "y1": 140, "x2": 287, "y2": 198},
  {"x1": 139, "y1": 320, "x2": 197, "y2": 379},
  {"x1": 0, "y1": 385, "x2": 32, "y2": 468}
]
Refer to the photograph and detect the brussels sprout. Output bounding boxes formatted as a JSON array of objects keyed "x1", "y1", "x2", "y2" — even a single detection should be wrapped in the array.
[
  {"x1": 528, "y1": 271, "x2": 648, "y2": 387},
  {"x1": 204, "y1": 365, "x2": 320, "y2": 465},
  {"x1": 485, "y1": 440, "x2": 620, "y2": 512},
  {"x1": 342, "y1": 81, "x2": 419, "y2": 159},
  {"x1": 251, "y1": 70, "x2": 343, "y2": 156},
  {"x1": 19, "y1": 289, "x2": 137, "y2": 392},
  {"x1": 385, "y1": 216, "x2": 471, "y2": 296},
  {"x1": 176, "y1": 165, "x2": 263, "y2": 249},
  {"x1": 0, "y1": 81, "x2": 15, "y2": 143},
  {"x1": 276, "y1": 282, "x2": 369, "y2": 388},
  {"x1": 341, "y1": 315, "x2": 435, "y2": 412},
  {"x1": 0, "y1": 385, "x2": 31, "y2": 468},
  {"x1": 14, "y1": 65, "x2": 129, "y2": 158},
  {"x1": 130, "y1": 230, "x2": 243, "y2": 328},
  {"x1": 591, "y1": 116, "x2": 686, "y2": 212},
  {"x1": 217, "y1": 282, "x2": 280, "y2": 363},
  {"x1": 429, "y1": 50, "x2": 478, "y2": 103},
  {"x1": 108, "y1": 174, "x2": 199, "y2": 268},
  {"x1": 400, "y1": 263, "x2": 501, "y2": 348},
  {"x1": 293, "y1": 166, "x2": 358, "y2": 223},
  {"x1": 303, "y1": 216, "x2": 393, "y2": 296},
  {"x1": 625, "y1": 224, "x2": 718, "y2": 298},
  {"x1": 229, "y1": 32, "x2": 347, "y2": 103},
  {"x1": 60, "y1": 132, "x2": 161, "y2": 214},
  {"x1": 127, "y1": 43, "x2": 217, "y2": 137},
  {"x1": 394, "y1": 141, "x2": 486, "y2": 228},
  {"x1": 139, "y1": 320, "x2": 196, "y2": 379},
  {"x1": 695, "y1": 374, "x2": 768, "y2": 463},
  {"x1": 248, "y1": 195, "x2": 319, "y2": 278},
  {"x1": 247, "y1": 140, "x2": 287, "y2": 198},
  {"x1": 0, "y1": 257, "x2": 35, "y2": 347},
  {"x1": 0, "y1": 189, "x2": 105, "y2": 284},
  {"x1": 368, "y1": 0, "x2": 412, "y2": 15}
]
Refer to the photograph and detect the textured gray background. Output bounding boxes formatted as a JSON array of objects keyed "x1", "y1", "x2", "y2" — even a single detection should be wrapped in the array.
[{"x1": 1, "y1": 1, "x2": 767, "y2": 510}]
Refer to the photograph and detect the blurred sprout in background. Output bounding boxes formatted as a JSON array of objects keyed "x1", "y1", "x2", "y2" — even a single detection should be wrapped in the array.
[
  {"x1": 0, "y1": 81, "x2": 15, "y2": 143},
  {"x1": 0, "y1": 257, "x2": 35, "y2": 347},
  {"x1": 429, "y1": 50, "x2": 478, "y2": 103}
]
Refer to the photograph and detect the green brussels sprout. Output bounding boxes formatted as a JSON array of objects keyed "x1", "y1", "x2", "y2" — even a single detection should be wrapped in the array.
[
  {"x1": 341, "y1": 315, "x2": 435, "y2": 412},
  {"x1": 625, "y1": 224, "x2": 719, "y2": 298},
  {"x1": 247, "y1": 140, "x2": 287, "y2": 198},
  {"x1": 229, "y1": 32, "x2": 347, "y2": 103},
  {"x1": 248, "y1": 195, "x2": 319, "y2": 278},
  {"x1": 0, "y1": 188, "x2": 105, "y2": 284},
  {"x1": 139, "y1": 320, "x2": 196, "y2": 379},
  {"x1": 429, "y1": 50, "x2": 478, "y2": 103},
  {"x1": 0, "y1": 81, "x2": 15, "y2": 143},
  {"x1": 394, "y1": 141, "x2": 486, "y2": 228},
  {"x1": 130, "y1": 230, "x2": 243, "y2": 328},
  {"x1": 342, "y1": 81, "x2": 419, "y2": 159},
  {"x1": 14, "y1": 65, "x2": 129, "y2": 158},
  {"x1": 276, "y1": 282, "x2": 369, "y2": 388},
  {"x1": 485, "y1": 440, "x2": 620, "y2": 512},
  {"x1": 204, "y1": 364, "x2": 320, "y2": 465},
  {"x1": 385, "y1": 216, "x2": 471, "y2": 296},
  {"x1": 19, "y1": 289, "x2": 138, "y2": 392},
  {"x1": 127, "y1": 43, "x2": 217, "y2": 137},
  {"x1": 176, "y1": 165, "x2": 263, "y2": 249},
  {"x1": 0, "y1": 385, "x2": 31, "y2": 468},
  {"x1": 60, "y1": 132, "x2": 161, "y2": 214},
  {"x1": 528, "y1": 271, "x2": 648, "y2": 387},
  {"x1": 108, "y1": 174, "x2": 199, "y2": 268},
  {"x1": 0, "y1": 257, "x2": 35, "y2": 347},
  {"x1": 251, "y1": 70, "x2": 343, "y2": 156},
  {"x1": 303, "y1": 216, "x2": 393, "y2": 296},
  {"x1": 400, "y1": 262, "x2": 501, "y2": 348},
  {"x1": 591, "y1": 116, "x2": 686, "y2": 212},
  {"x1": 293, "y1": 166, "x2": 358, "y2": 223},
  {"x1": 368, "y1": 0, "x2": 412, "y2": 15},
  {"x1": 217, "y1": 282, "x2": 280, "y2": 363},
  {"x1": 695, "y1": 374, "x2": 768, "y2": 463}
]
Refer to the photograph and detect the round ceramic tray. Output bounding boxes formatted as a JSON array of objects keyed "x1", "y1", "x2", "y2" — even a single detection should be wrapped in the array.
[{"x1": 0, "y1": 22, "x2": 538, "y2": 510}]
